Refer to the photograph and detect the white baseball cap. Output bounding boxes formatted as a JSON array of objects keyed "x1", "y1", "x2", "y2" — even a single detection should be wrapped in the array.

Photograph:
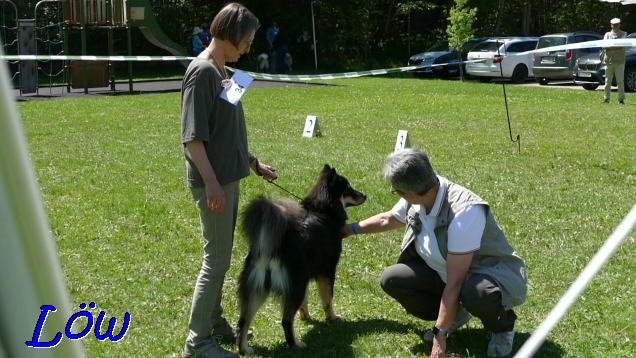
[{"x1": 610, "y1": 18, "x2": 620, "y2": 25}]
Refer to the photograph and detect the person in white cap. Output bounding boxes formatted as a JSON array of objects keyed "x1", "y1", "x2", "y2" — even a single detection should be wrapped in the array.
[{"x1": 602, "y1": 18, "x2": 627, "y2": 104}]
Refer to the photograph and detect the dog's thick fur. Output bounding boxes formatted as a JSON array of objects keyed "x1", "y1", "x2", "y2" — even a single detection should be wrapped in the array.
[{"x1": 236, "y1": 165, "x2": 366, "y2": 355}]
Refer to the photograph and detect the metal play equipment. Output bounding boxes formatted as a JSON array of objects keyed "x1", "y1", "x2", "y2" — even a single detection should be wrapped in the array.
[{"x1": 0, "y1": 0, "x2": 189, "y2": 96}]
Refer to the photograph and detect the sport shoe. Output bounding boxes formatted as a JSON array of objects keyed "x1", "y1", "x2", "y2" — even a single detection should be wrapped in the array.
[
  {"x1": 183, "y1": 337, "x2": 238, "y2": 358},
  {"x1": 212, "y1": 317, "x2": 253, "y2": 343},
  {"x1": 487, "y1": 331, "x2": 515, "y2": 357},
  {"x1": 619, "y1": 100, "x2": 625, "y2": 105},
  {"x1": 422, "y1": 307, "x2": 472, "y2": 342}
]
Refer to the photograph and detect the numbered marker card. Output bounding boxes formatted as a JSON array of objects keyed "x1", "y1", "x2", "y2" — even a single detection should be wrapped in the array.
[
  {"x1": 303, "y1": 115, "x2": 321, "y2": 137},
  {"x1": 394, "y1": 130, "x2": 410, "y2": 152},
  {"x1": 220, "y1": 70, "x2": 253, "y2": 105}
]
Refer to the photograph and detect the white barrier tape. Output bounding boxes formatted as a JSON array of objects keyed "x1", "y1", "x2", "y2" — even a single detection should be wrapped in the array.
[
  {"x1": 4, "y1": 38, "x2": 633, "y2": 62},
  {"x1": 0, "y1": 54, "x2": 187, "y2": 61},
  {"x1": 519, "y1": 38, "x2": 636, "y2": 55},
  {"x1": 0, "y1": 54, "x2": 485, "y2": 80},
  {"x1": 515, "y1": 203, "x2": 636, "y2": 358},
  {"x1": 3, "y1": 37, "x2": 633, "y2": 81}
]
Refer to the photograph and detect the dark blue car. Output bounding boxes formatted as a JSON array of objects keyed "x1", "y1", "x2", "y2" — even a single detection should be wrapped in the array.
[{"x1": 407, "y1": 38, "x2": 490, "y2": 78}]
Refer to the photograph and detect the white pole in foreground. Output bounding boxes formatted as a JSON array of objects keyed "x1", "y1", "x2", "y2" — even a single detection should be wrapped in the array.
[
  {"x1": 515, "y1": 203, "x2": 636, "y2": 358},
  {"x1": 0, "y1": 47, "x2": 83, "y2": 356}
]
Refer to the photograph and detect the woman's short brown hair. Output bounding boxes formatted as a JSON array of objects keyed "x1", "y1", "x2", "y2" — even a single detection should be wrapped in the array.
[{"x1": 210, "y1": 3, "x2": 260, "y2": 48}]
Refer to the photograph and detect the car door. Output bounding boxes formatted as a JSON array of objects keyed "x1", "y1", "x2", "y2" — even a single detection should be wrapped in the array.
[{"x1": 506, "y1": 40, "x2": 539, "y2": 76}]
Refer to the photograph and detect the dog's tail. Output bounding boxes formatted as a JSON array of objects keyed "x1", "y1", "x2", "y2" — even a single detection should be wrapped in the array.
[
  {"x1": 241, "y1": 196, "x2": 300, "y2": 259},
  {"x1": 241, "y1": 197, "x2": 301, "y2": 294}
]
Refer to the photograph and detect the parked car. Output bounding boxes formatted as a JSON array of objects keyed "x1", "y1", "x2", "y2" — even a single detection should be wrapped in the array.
[
  {"x1": 532, "y1": 31, "x2": 603, "y2": 85},
  {"x1": 407, "y1": 37, "x2": 490, "y2": 78},
  {"x1": 573, "y1": 45, "x2": 636, "y2": 92},
  {"x1": 465, "y1": 37, "x2": 539, "y2": 83}
]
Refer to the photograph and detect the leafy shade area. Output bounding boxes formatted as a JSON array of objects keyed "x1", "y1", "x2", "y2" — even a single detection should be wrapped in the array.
[
  {"x1": 9, "y1": 1, "x2": 634, "y2": 72},
  {"x1": 18, "y1": 78, "x2": 635, "y2": 357}
]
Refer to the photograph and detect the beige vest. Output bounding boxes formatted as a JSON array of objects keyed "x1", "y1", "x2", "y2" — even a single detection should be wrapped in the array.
[
  {"x1": 603, "y1": 30, "x2": 628, "y2": 65},
  {"x1": 398, "y1": 180, "x2": 527, "y2": 309}
]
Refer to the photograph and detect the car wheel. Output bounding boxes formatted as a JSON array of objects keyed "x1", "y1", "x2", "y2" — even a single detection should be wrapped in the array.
[
  {"x1": 511, "y1": 65, "x2": 529, "y2": 84},
  {"x1": 624, "y1": 68, "x2": 636, "y2": 92},
  {"x1": 582, "y1": 84, "x2": 599, "y2": 91}
]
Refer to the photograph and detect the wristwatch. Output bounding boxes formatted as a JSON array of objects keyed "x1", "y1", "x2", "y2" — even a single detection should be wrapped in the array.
[{"x1": 432, "y1": 325, "x2": 450, "y2": 338}]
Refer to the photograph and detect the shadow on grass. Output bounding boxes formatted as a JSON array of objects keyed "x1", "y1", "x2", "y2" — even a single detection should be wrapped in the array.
[
  {"x1": 249, "y1": 323, "x2": 565, "y2": 358},
  {"x1": 250, "y1": 317, "x2": 415, "y2": 357},
  {"x1": 410, "y1": 328, "x2": 565, "y2": 358}
]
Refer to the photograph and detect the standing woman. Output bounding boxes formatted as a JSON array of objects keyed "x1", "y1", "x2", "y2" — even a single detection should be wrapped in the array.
[{"x1": 180, "y1": 3, "x2": 277, "y2": 357}]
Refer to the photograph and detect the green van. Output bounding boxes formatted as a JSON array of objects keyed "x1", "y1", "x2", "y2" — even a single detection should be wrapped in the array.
[{"x1": 532, "y1": 31, "x2": 603, "y2": 85}]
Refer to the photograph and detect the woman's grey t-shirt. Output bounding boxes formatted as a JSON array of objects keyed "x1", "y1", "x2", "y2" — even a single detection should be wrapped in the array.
[{"x1": 181, "y1": 58, "x2": 250, "y2": 187}]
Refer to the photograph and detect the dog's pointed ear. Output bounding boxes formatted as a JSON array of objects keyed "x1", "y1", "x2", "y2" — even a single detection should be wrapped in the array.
[
  {"x1": 328, "y1": 168, "x2": 342, "y2": 189},
  {"x1": 323, "y1": 164, "x2": 339, "y2": 180},
  {"x1": 321, "y1": 164, "x2": 334, "y2": 180}
]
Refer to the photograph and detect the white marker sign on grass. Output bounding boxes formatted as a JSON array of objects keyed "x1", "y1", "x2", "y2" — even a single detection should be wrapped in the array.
[
  {"x1": 303, "y1": 115, "x2": 321, "y2": 137},
  {"x1": 394, "y1": 130, "x2": 410, "y2": 152}
]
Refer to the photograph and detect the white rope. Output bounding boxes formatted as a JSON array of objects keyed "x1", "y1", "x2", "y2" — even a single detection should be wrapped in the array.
[{"x1": 515, "y1": 203, "x2": 636, "y2": 357}]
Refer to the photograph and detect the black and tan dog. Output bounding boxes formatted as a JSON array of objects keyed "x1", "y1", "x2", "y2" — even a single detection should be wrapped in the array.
[{"x1": 236, "y1": 165, "x2": 366, "y2": 355}]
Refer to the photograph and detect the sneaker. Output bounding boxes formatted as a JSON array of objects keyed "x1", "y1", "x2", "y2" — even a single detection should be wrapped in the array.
[
  {"x1": 422, "y1": 307, "x2": 472, "y2": 342},
  {"x1": 619, "y1": 100, "x2": 625, "y2": 105},
  {"x1": 212, "y1": 317, "x2": 253, "y2": 343},
  {"x1": 602, "y1": 99, "x2": 610, "y2": 104},
  {"x1": 487, "y1": 331, "x2": 515, "y2": 357},
  {"x1": 183, "y1": 337, "x2": 238, "y2": 358}
]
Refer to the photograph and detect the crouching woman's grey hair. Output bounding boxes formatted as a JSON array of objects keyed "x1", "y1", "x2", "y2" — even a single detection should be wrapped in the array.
[{"x1": 383, "y1": 148, "x2": 438, "y2": 195}]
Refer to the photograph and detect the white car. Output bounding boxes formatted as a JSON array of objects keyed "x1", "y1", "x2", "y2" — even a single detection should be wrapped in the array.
[{"x1": 466, "y1": 37, "x2": 539, "y2": 83}]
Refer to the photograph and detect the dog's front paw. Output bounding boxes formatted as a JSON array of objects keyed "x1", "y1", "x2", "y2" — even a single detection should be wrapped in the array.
[
  {"x1": 292, "y1": 340, "x2": 307, "y2": 349},
  {"x1": 326, "y1": 313, "x2": 343, "y2": 322}
]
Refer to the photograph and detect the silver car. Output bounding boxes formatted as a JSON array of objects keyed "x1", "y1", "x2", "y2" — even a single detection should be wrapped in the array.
[{"x1": 532, "y1": 32, "x2": 603, "y2": 85}]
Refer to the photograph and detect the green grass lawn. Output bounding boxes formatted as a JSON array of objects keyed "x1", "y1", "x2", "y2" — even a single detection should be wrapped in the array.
[{"x1": 18, "y1": 78, "x2": 635, "y2": 357}]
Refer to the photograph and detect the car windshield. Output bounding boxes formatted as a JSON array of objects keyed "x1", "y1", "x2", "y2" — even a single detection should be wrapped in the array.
[
  {"x1": 537, "y1": 36, "x2": 566, "y2": 49},
  {"x1": 471, "y1": 41, "x2": 502, "y2": 52}
]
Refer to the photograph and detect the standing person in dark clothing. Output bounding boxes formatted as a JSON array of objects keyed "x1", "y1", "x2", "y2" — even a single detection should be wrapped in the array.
[{"x1": 273, "y1": 25, "x2": 291, "y2": 74}]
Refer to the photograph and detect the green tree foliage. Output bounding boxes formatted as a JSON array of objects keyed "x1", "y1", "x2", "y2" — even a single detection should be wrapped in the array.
[
  {"x1": 447, "y1": 0, "x2": 477, "y2": 80},
  {"x1": 146, "y1": 0, "x2": 630, "y2": 71},
  {"x1": 5, "y1": 0, "x2": 634, "y2": 72},
  {"x1": 446, "y1": 0, "x2": 477, "y2": 52}
]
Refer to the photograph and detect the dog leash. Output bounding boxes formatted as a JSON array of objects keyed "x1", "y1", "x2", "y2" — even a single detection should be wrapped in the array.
[
  {"x1": 253, "y1": 157, "x2": 303, "y2": 201},
  {"x1": 266, "y1": 179, "x2": 304, "y2": 201}
]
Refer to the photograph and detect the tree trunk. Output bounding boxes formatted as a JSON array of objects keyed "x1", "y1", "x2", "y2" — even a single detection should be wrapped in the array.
[
  {"x1": 522, "y1": 1, "x2": 532, "y2": 35},
  {"x1": 493, "y1": 0, "x2": 505, "y2": 35}
]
